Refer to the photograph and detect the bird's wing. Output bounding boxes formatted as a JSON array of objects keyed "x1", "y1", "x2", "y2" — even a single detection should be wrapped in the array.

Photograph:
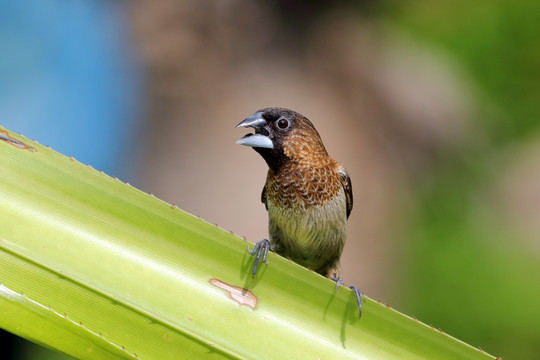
[
  {"x1": 337, "y1": 165, "x2": 353, "y2": 218},
  {"x1": 261, "y1": 184, "x2": 268, "y2": 211}
]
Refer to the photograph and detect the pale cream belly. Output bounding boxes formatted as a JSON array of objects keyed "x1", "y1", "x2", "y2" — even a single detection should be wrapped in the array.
[{"x1": 267, "y1": 191, "x2": 347, "y2": 274}]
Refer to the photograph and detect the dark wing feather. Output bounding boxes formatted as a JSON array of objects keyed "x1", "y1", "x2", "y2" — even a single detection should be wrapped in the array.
[
  {"x1": 337, "y1": 166, "x2": 353, "y2": 218},
  {"x1": 261, "y1": 184, "x2": 268, "y2": 210}
]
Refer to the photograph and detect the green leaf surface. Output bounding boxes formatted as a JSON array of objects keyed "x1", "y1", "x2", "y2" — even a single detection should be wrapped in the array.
[{"x1": 0, "y1": 127, "x2": 496, "y2": 359}]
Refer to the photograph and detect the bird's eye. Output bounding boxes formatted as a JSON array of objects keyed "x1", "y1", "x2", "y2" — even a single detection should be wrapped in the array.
[{"x1": 277, "y1": 118, "x2": 289, "y2": 129}]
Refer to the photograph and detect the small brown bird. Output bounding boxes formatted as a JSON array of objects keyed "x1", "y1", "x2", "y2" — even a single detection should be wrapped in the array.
[{"x1": 236, "y1": 107, "x2": 364, "y2": 316}]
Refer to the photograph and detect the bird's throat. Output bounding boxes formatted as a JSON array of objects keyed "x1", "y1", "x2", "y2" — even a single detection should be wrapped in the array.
[{"x1": 254, "y1": 147, "x2": 288, "y2": 173}]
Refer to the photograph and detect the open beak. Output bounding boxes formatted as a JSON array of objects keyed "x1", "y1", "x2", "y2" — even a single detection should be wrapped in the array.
[{"x1": 236, "y1": 112, "x2": 273, "y2": 149}]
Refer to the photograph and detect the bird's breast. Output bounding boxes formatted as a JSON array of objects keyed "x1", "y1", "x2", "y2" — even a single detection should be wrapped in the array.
[
  {"x1": 265, "y1": 165, "x2": 348, "y2": 272},
  {"x1": 265, "y1": 163, "x2": 342, "y2": 209}
]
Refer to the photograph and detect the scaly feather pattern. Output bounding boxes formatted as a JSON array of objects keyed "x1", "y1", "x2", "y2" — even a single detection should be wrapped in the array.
[{"x1": 237, "y1": 107, "x2": 364, "y2": 316}]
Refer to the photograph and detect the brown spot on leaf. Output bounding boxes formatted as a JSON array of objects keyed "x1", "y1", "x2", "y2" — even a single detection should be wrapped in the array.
[
  {"x1": 210, "y1": 278, "x2": 258, "y2": 309},
  {"x1": 0, "y1": 130, "x2": 36, "y2": 152}
]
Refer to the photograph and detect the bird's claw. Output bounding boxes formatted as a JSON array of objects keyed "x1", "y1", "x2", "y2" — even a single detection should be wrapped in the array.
[
  {"x1": 332, "y1": 276, "x2": 365, "y2": 317},
  {"x1": 247, "y1": 239, "x2": 271, "y2": 276},
  {"x1": 330, "y1": 274, "x2": 344, "y2": 292},
  {"x1": 349, "y1": 285, "x2": 365, "y2": 318}
]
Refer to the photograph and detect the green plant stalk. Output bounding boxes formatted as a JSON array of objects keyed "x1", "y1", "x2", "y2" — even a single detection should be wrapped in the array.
[{"x1": 0, "y1": 127, "x2": 497, "y2": 360}]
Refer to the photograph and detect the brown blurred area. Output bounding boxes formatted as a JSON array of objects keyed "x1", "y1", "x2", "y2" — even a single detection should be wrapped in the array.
[{"x1": 126, "y1": 0, "x2": 476, "y2": 303}]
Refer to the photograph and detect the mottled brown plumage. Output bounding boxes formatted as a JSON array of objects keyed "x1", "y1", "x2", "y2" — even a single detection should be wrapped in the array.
[
  {"x1": 237, "y1": 107, "x2": 364, "y2": 316},
  {"x1": 237, "y1": 107, "x2": 352, "y2": 277}
]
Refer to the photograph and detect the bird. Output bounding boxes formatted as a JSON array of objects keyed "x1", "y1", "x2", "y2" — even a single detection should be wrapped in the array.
[{"x1": 236, "y1": 107, "x2": 364, "y2": 316}]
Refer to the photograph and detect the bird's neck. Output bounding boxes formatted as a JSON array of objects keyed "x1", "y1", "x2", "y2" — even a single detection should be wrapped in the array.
[
  {"x1": 256, "y1": 134, "x2": 329, "y2": 173},
  {"x1": 255, "y1": 148, "x2": 331, "y2": 174}
]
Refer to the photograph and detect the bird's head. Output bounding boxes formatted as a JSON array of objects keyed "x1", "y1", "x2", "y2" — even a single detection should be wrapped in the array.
[{"x1": 236, "y1": 107, "x2": 329, "y2": 171}]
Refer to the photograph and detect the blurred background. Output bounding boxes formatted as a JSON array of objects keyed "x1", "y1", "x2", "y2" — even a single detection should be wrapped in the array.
[{"x1": 1, "y1": 0, "x2": 539, "y2": 359}]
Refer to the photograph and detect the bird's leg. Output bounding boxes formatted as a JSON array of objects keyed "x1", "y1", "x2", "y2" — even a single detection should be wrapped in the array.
[
  {"x1": 349, "y1": 285, "x2": 365, "y2": 318},
  {"x1": 247, "y1": 239, "x2": 271, "y2": 276},
  {"x1": 330, "y1": 274, "x2": 344, "y2": 292},
  {"x1": 331, "y1": 275, "x2": 365, "y2": 318}
]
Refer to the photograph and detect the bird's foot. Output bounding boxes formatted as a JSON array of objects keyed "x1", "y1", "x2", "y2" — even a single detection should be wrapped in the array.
[
  {"x1": 331, "y1": 275, "x2": 365, "y2": 318},
  {"x1": 330, "y1": 274, "x2": 344, "y2": 292},
  {"x1": 349, "y1": 285, "x2": 365, "y2": 318},
  {"x1": 247, "y1": 239, "x2": 271, "y2": 276}
]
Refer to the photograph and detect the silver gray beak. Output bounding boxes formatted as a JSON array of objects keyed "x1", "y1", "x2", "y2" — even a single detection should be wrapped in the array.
[{"x1": 236, "y1": 112, "x2": 273, "y2": 149}]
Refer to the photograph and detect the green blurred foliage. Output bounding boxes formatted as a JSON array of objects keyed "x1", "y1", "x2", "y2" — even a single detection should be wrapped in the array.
[
  {"x1": 384, "y1": 0, "x2": 540, "y2": 142},
  {"x1": 382, "y1": 0, "x2": 540, "y2": 359}
]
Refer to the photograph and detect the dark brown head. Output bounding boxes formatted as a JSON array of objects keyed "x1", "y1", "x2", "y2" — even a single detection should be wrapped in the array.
[{"x1": 236, "y1": 107, "x2": 329, "y2": 171}]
